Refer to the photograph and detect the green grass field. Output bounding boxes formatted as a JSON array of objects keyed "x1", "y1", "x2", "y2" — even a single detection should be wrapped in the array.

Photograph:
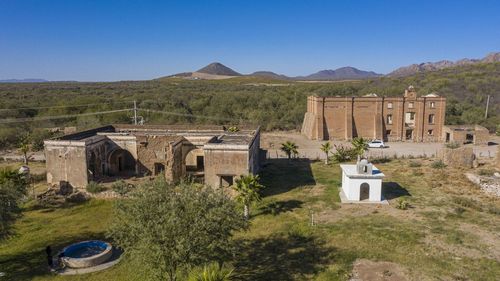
[{"x1": 1, "y1": 158, "x2": 499, "y2": 280}]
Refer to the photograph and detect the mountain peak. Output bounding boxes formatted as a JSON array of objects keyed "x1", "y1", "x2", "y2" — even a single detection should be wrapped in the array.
[
  {"x1": 303, "y1": 66, "x2": 381, "y2": 80},
  {"x1": 197, "y1": 62, "x2": 241, "y2": 76}
]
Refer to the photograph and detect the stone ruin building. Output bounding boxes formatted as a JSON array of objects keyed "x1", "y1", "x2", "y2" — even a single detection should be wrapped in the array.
[
  {"x1": 442, "y1": 124, "x2": 489, "y2": 145},
  {"x1": 302, "y1": 86, "x2": 447, "y2": 142},
  {"x1": 44, "y1": 124, "x2": 262, "y2": 189}
]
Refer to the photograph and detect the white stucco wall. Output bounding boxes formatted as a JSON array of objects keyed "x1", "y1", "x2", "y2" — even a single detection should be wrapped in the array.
[{"x1": 342, "y1": 171, "x2": 383, "y2": 201}]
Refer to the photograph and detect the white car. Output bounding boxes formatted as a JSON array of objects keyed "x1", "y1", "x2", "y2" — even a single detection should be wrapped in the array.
[{"x1": 368, "y1": 139, "x2": 385, "y2": 148}]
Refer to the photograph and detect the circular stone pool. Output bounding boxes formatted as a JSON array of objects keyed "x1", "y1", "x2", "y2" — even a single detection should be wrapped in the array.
[{"x1": 61, "y1": 240, "x2": 113, "y2": 268}]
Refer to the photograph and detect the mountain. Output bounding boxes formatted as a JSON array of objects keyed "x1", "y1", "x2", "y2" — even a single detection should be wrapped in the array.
[
  {"x1": 0, "y1": 78, "x2": 48, "y2": 83},
  {"x1": 389, "y1": 52, "x2": 500, "y2": 77},
  {"x1": 249, "y1": 71, "x2": 291, "y2": 80},
  {"x1": 300, "y1": 67, "x2": 382, "y2": 80},
  {"x1": 197, "y1": 62, "x2": 241, "y2": 76}
]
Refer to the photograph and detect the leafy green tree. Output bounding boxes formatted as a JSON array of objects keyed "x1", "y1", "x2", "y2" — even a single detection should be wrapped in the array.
[
  {"x1": 18, "y1": 134, "x2": 31, "y2": 165},
  {"x1": 320, "y1": 142, "x2": 332, "y2": 164},
  {"x1": 280, "y1": 141, "x2": 298, "y2": 160},
  {"x1": 232, "y1": 174, "x2": 265, "y2": 219},
  {"x1": 107, "y1": 179, "x2": 247, "y2": 281},
  {"x1": 0, "y1": 167, "x2": 28, "y2": 238},
  {"x1": 351, "y1": 137, "x2": 368, "y2": 156}
]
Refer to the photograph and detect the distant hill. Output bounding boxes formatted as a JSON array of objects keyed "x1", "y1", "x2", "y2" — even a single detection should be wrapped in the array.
[
  {"x1": 249, "y1": 71, "x2": 291, "y2": 80},
  {"x1": 0, "y1": 78, "x2": 48, "y2": 83},
  {"x1": 299, "y1": 67, "x2": 382, "y2": 80},
  {"x1": 389, "y1": 52, "x2": 500, "y2": 77},
  {"x1": 197, "y1": 62, "x2": 241, "y2": 76}
]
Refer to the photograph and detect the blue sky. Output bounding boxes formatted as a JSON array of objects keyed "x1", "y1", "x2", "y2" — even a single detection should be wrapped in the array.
[{"x1": 1, "y1": 0, "x2": 499, "y2": 81}]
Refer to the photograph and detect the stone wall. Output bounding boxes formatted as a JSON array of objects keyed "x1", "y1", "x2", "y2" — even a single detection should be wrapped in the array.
[
  {"x1": 135, "y1": 135, "x2": 184, "y2": 181},
  {"x1": 204, "y1": 149, "x2": 249, "y2": 188},
  {"x1": 45, "y1": 141, "x2": 88, "y2": 188},
  {"x1": 442, "y1": 146, "x2": 475, "y2": 168}
]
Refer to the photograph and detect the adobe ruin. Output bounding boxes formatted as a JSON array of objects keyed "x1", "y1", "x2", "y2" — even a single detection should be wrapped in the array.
[
  {"x1": 44, "y1": 124, "x2": 261, "y2": 189},
  {"x1": 302, "y1": 86, "x2": 447, "y2": 142}
]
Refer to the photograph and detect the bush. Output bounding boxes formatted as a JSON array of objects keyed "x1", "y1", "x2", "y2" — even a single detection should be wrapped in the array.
[
  {"x1": 331, "y1": 144, "x2": 358, "y2": 163},
  {"x1": 111, "y1": 180, "x2": 134, "y2": 196},
  {"x1": 431, "y1": 160, "x2": 446, "y2": 169},
  {"x1": 452, "y1": 196, "x2": 482, "y2": 211},
  {"x1": 408, "y1": 161, "x2": 422, "y2": 167},
  {"x1": 445, "y1": 142, "x2": 461, "y2": 149},
  {"x1": 187, "y1": 263, "x2": 233, "y2": 281},
  {"x1": 478, "y1": 169, "x2": 495, "y2": 176},
  {"x1": 30, "y1": 173, "x2": 46, "y2": 183},
  {"x1": 395, "y1": 198, "x2": 410, "y2": 210},
  {"x1": 371, "y1": 156, "x2": 391, "y2": 164},
  {"x1": 86, "y1": 181, "x2": 104, "y2": 193}
]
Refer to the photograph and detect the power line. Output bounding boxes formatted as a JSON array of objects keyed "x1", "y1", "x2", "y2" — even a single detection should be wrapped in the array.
[
  {"x1": 0, "y1": 101, "x2": 134, "y2": 112},
  {"x1": 138, "y1": 108, "x2": 251, "y2": 123},
  {"x1": 0, "y1": 109, "x2": 132, "y2": 124}
]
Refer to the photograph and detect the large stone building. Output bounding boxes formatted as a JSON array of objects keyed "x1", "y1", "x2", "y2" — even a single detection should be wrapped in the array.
[
  {"x1": 302, "y1": 86, "x2": 446, "y2": 142},
  {"x1": 44, "y1": 124, "x2": 261, "y2": 189}
]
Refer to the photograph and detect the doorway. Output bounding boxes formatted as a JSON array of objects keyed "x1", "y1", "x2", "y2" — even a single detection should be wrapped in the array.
[
  {"x1": 405, "y1": 129, "x2": 413, "y2": 140},
  {"x1": 445, "y1": 132, "x2": 450, "y2": 142},
  {"x1": 360, "y1": 183, "x2": 370, "y2": 201},
  {"x1": 154, "y1": 163, "x2": 165, "y2": 176}
]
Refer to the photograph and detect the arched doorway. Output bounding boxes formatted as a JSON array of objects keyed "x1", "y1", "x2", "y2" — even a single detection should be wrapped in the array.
[
  {"x1": 360, "y1": 183, "x2": 370, "y2": 201},
  {"x1": 185, "y1": 148, "x2": 204, "y2": 172},
  {"x1": 108, "y1": 149, "x2": 136, "y2": 177}
]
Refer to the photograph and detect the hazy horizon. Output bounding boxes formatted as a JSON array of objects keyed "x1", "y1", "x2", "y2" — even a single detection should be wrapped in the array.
[{"x1": 1, "y1": 0, "x2": 500, "y2": 82}]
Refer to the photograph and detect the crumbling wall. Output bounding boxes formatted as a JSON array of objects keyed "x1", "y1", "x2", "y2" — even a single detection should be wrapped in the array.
[
  {"x1": 136, "y1": 135, "x2": 184, "y2": 181},
  {"x1": 204, "y1": 149, "x2": 249, "y2": 188},
  {"x1": 44, "y1": 141, "x2": 88, "y2": 188},
  {"x1": 442, "y1": 146, "x2": 475, "y2": 168},
  {"x1": 248, "y1": 130, "x2": 261, "y2": 174}
]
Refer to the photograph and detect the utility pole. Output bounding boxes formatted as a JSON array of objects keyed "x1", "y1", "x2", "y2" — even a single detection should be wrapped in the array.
[
  {"x1": 133, "y1": 100, "x2": 138, "y2": 125},
  {"x1": 484, "y1": 95, "x2": 490, "y2": 119}
]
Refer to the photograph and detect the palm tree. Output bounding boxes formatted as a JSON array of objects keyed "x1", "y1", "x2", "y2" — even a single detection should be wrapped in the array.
[
  {"x1": 320, "y1": 142, "x2": 332, "y2": 164},
  {"x1": 232, "y1": 174, "x2": 265, "y2": 220},
  {"x1": 280, "y1": 141, "x2": 298, "y2": 160},
  {"x1": 351, "y1": 137, "x2": 368, "y2": 156}
]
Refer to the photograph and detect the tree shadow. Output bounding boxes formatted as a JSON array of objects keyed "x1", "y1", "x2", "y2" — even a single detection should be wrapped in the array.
[
  {"x1": 260, "y1": 158, "x2": 316, "y2": 197},
  {"x1": 0, "y1": 231, "x2": 108, "y2": 280},
  {"x1": 232, "y1": 234, "x2": 334, "y2": 281},
  {"x1": 382, "y1": 182, "x2": 411, "y2": 200},
  {"x1": 258, "y1": 200, "x2": 304, "y2": 216}
]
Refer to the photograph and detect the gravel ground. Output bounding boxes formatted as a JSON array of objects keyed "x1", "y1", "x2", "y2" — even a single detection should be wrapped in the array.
[{"x1": 261, "y1": 132, "x2": 499, "y2": 160}]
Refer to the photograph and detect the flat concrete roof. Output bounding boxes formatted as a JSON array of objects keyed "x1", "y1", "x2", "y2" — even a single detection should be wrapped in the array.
[
  {"x1": 340, "y1": 164, "x2": 385, "y2": 179},
  {"x1": 49, "y1": 124, "x2": 259, "y2": 147}
]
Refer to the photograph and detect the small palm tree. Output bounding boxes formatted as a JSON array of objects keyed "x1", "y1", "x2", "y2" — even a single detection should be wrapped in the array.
[
  {"x1": 280, "y1": 141, "x2": 299, "y2": 160},
  {"x1": 320, "y1": 142, "x2": 332, "y2": 164},
  {"x1": 232, "y1": 174, "x2": 265, "y2": 220},
  {"x1": 351, "y1": 137, "x2": 368, "y2": 156}
]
